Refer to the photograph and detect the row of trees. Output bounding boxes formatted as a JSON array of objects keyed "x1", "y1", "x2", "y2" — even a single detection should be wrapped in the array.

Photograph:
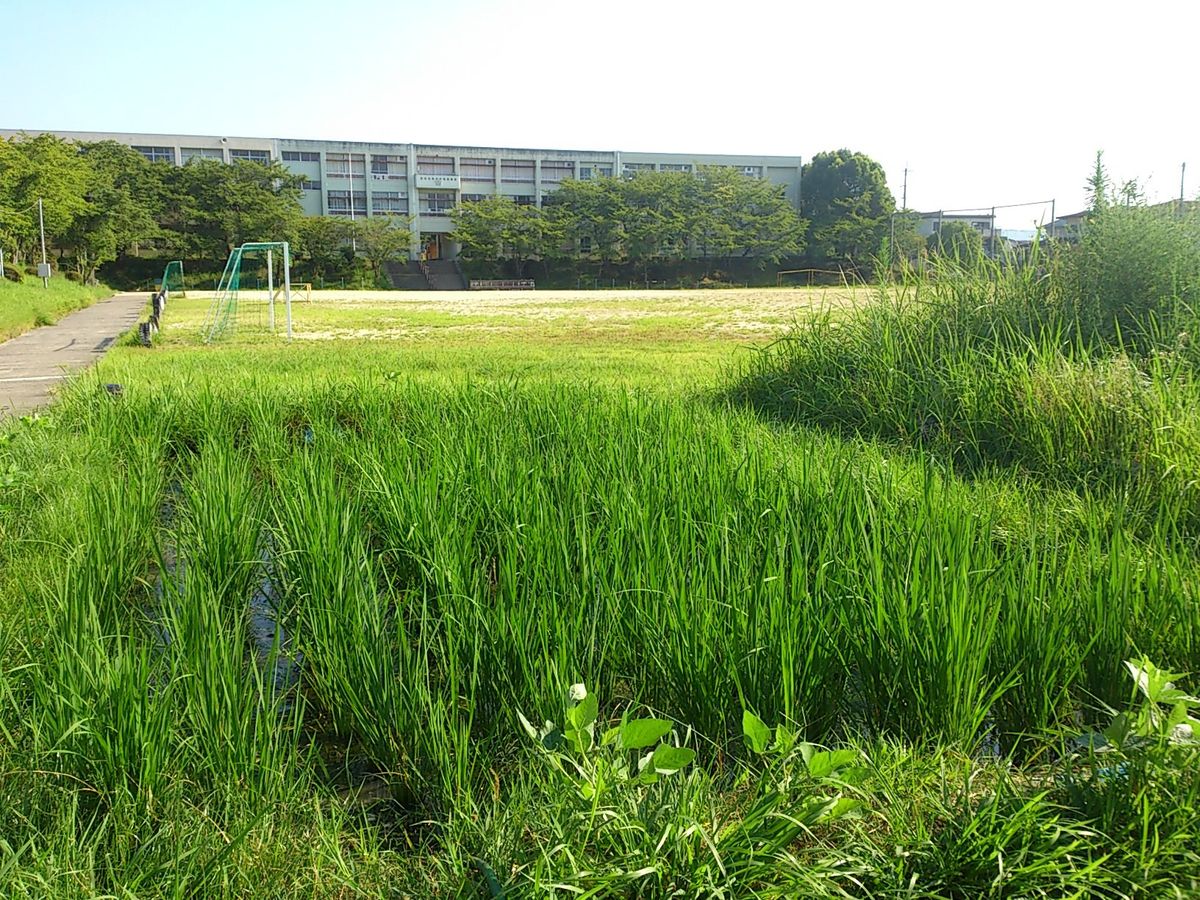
[
  {"x1": 0, "y1": 134, "x2": 310, "y2": 282},
  {"x1": 2, "y1": 132, "x2": 916, "y2": 285},
  {"x1": 450, "y1": 151, "x2": 913, "y2": 277},
  {"x1": 451, "y1": 167, "x2": 808, "y2": 276}
]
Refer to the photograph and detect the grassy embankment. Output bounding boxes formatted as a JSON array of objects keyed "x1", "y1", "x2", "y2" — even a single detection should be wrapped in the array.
[
  {"x1": 0, "y1": 276, "x2": 112, "y2": 342},
  {"x1": 2, "y1": 232, "x2": 1199, "y2": 897}
]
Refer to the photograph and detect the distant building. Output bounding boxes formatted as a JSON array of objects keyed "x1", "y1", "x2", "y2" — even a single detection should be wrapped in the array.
[
  {"x1": 916, "y1": 211, "x2": 998, "y2": 242},
  {"x1": 0, "y1": 128, "x2": 803, "y2": 262},
  {"x1": 1042, "y1": 210, "x2": 1089, "y2": 242}
]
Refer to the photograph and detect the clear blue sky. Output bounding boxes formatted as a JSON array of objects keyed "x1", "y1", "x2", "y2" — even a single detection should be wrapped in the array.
[{"x1": 5, "y1": 0, "x2": 1197, "y2": 228}]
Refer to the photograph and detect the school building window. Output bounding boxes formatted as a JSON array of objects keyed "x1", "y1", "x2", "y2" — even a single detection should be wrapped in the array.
[
  {"x1": 501, "y1": 160, "x2": 534, "y2": 183},
  {"x1": 371, "y1": 154, "x2": 407, "y2": 176},
  {"x1": 540, "y1": 160, "x2": 574, "y2": 183},
  {"x1": 180, "y1": 147, "x2": 222, "y2": 164},
  {"x1": 371, "y1": 191, "x2": 408, "y2": 213},
  {"x1": 301, "y1": 178, "x2": 322, "y2": 191},
  {"x1": 419, "y1": 191, "x2": 455, "y2": 214},
  {"x1": 326, "y1": 153, "x2": 365, "y2": 176},
  {"x1": 327, "y1": 190, "x2": 366, "y2": 215},
  {"x1": 417, "y1": 156, "x2": 455, "y2": 175},
  {"x1": 461, "y1": 158, "x2": 495, "y2": 181},
  {"x1": 133, "y1": 146, "x2": 174, "y2": 164},
  {"x1": 282, "y1": 150, "x2": 320, "y2": 162},
  {"x1": 230, "y1": 148, "x2": 271, "y2": 164}
]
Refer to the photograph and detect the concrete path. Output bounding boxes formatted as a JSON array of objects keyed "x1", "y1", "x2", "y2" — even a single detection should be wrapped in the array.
[{"x1": 0, "y1": 293, "x2": 146, "y2": 418}]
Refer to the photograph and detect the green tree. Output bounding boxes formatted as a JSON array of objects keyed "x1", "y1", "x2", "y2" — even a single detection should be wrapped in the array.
[
  {"x1": 620, "y1": 171, "x2": 694, "y2": 273},
  {"x1": 926, "y1": 220, "x2": 984, "y2": 263},
  {"x1": 451, "y1": 197, "x2": 557, "y2": 277},
  {"x1": 158, "y1": 158, "x2": 303, "y2": 260},
  {"x1": 888, "y1": 210, "x2": 924, "y2": 267},
  {"x1": 63, "y1": 142, "x2": 160, "y2": 283},
  {"x1": 0, "y1": 133, "x2": 91, "y2": 268},
  {"x1": 544, "y1": 178, "x2": 628, "y2": 269},
  {"x1": 450, "y1": 195, "x2": 510, "y2": 262},
  {"x1": 296, "y1": 216, "x2": 356, "y2": 282},
  {"x1": 697, "y1": 166, "x2": 805, "y2": 265},
  {"x1": 352, "y1": 215, "x2": 413, "y2": 286},
  {"x1": 801, "y1": 149, "x2": 896, "y2": 269}
]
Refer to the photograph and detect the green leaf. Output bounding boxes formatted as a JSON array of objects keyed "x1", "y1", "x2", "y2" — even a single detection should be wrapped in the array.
[
  {"x1": 600, "y1": 726, "x2": 620, "y2": 747},
  {"x1": 742, "y1": 711, "x2": 771, "y2": 754},
  {"x1": 824, "y1": 796, "x2": 864, "y2": 821},
  {"x1": 773, "y1": 723, "x2": 798, "y2": 755},
  {"x1": 806, "y1": 748, "x2": 859, "y2": 779},
  {"x1": 539, "y1": 723, "x2": 563, "y2": 751},
  {"x1": 563, "y1": 726, "x2": 592, "y2": 754},
  {"x1": 568, "y1": 692, "x2": 599, "y2": 731},
  {"x1": 651, "y1": 744, "x2": 696, "y2": 774},
  {"x1": 619, "y1": 718, "x2": 672, "y2": 750}
]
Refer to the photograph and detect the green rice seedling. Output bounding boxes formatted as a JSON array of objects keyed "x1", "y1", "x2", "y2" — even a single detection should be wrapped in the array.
[
  {"x1": 24, "y1": 444, "x2": 171, "y2": 820},
  {"x1": 271, "y1": 448, "x2": 477, "y2": 810},
  {"x1": 159, "y1": 441, "x2": 302, "y2": 801}
]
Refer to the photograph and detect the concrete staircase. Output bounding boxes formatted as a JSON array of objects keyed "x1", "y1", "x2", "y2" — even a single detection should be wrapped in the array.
[
  {"x1": 385, "y1": 261, "x2": 430, "y2": 290},
  {"x1": 384, "y1": 260, "x2": 468, "y2": 291},
  {"x1": 425, "y1": 259, "x2": 468, "y2": 291}
]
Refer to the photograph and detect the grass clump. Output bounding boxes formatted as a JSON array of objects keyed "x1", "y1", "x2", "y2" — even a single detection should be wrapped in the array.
[{"x1": 731, "y1": 204, "x2": 1200, "y2": 534}]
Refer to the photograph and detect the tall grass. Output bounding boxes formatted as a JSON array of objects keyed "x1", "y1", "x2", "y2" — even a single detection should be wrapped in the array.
[
  {"x1": 732, "y1": 206, "x2": 1200, "y2": 535},
  {"x1": 3, "y1": 212, "x2": 1200, "y2": 893}
]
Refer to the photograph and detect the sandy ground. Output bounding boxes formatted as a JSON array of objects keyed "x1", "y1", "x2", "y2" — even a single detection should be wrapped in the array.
[{"x1": 172, "y1": 287, "x2": 864, "y2": 342}]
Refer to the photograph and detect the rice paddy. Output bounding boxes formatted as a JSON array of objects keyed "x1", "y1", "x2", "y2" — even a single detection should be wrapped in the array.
[{"x1": 2, "y1": 242, "x2": 1199, "y2": 897}]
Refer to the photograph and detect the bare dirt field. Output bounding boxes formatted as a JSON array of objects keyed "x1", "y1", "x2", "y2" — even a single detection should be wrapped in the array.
[{"x1": 174, "y1": 286, "x2": 867, "y2": 343}]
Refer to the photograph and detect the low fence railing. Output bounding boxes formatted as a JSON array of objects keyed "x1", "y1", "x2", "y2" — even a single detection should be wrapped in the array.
[{"x1": 469, "y1": 279, "x2": 536, "y2": 290}]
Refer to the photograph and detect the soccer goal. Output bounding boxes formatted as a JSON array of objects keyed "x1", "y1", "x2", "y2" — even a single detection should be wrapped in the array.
[
  {"x1": 202, "y1": 242, "x2": 294, "y2": 343},
  {"x1": 159, "y1": 260, "x2": 185, "y2": 299}
]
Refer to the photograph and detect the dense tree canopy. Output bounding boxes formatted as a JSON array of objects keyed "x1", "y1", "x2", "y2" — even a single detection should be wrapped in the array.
[
  {"x1": 455, "y1": 169, "x2": 806, "y2": 273},
  {"x1": 0, "y1": 133, "x2": 303, "y2": 282},
  {"x1": 801, "y1": 149, "x2": 896, "y2": 268}
]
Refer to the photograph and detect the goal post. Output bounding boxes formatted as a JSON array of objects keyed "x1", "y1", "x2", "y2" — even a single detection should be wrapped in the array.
[
  {"x1": 159, "y1": 260, "x2": 185, "y2": 299},
  {"x1": 201, "y1": 242, "x2": 293, "y2": 343}
]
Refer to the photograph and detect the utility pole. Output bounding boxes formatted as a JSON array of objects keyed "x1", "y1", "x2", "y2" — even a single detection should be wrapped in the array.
[
  {"x1": 1181, "y1": 162, "x2": 1187, "y2": 218},
  {"x1": 902, "y1": 167, "x2": 908, "y2": 210},
  {"x1": 38, "y1": 198, "x2": 49, "y2": 288}
]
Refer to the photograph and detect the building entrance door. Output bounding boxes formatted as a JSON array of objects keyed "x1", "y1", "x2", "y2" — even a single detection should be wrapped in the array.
[{"x1": 421, "y1": 234, "x2": 444, "y2": 261}]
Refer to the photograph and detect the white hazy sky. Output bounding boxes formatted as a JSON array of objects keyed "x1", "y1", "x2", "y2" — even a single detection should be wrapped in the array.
[{"x1": 4, "y1": 0, "x2": 1197, "y2": 228}]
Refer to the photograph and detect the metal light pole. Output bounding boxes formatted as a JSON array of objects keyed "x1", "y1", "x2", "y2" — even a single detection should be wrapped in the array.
[{"x1": 38, "y1": 198, "x2": 49, "y2": 288}]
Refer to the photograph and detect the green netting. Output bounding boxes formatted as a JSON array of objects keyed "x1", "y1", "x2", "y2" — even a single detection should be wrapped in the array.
[
  {"x1": 159, "y1": 260, "x2": 185, "y2": 297},
  {"x1": 202, "y1": 242, "x2": 292, "y2": 343}
]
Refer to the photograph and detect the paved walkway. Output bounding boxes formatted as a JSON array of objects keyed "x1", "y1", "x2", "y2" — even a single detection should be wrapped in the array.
[{"x1": 0, "y1": 293, "x2": 146, "y2": 418}]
